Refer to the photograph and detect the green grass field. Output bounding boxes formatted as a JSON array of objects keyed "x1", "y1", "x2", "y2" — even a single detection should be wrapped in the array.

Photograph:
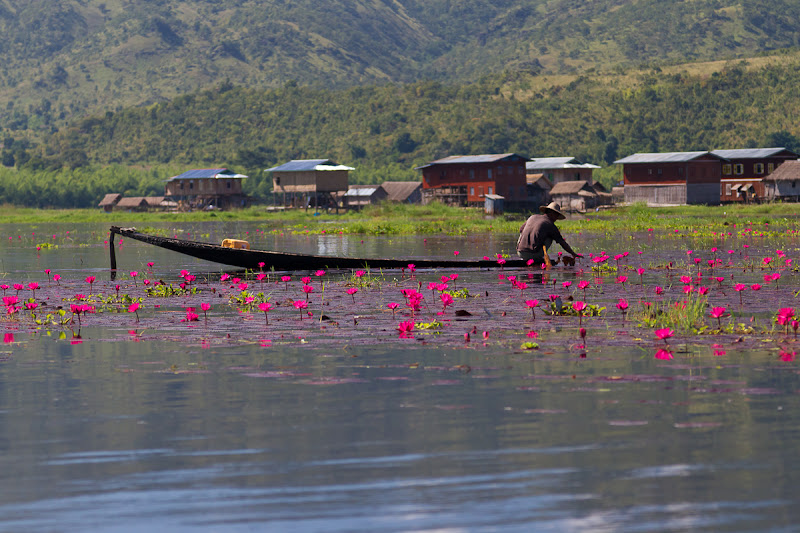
[{"x1": 1, "y1": 202, "x2": 797, "y2": 235}]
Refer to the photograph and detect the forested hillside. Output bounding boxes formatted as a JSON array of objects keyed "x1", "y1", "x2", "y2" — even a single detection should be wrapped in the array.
[
  {"x1": 3, "y1": 0, "x2": 800, "y2": 136},
  {"x1": 2, "y1": 57, "x2": 800, "y2": 208}
]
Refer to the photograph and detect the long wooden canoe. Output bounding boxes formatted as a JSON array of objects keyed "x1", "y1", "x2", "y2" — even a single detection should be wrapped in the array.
[{"x1": 109, "y1": 226, "x2": 529, "y2": 273}]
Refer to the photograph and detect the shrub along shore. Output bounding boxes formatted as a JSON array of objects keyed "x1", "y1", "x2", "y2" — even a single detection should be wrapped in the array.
[{"x1": 0, "y1": 202, "x2": 797, "y2": 235}]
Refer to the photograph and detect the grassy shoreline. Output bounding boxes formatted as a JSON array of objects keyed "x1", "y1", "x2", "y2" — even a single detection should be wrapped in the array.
[{"x1": 1, "y1": 202, "x2": 798, "y2": 235}]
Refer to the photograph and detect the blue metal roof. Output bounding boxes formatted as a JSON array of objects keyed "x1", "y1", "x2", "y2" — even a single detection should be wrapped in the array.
[
  {"x1": 614, "y1": 151, "x2": 720, "y2": 164},
  {"x1": 166, "y1": 168, "x2": 246, "y2": 181},
  {"x1": 265, "y1": 159, "x2": 333, "y2": 172},
  {"x1": 711, "y1": 148, "x2": 796, "y2": 159}
]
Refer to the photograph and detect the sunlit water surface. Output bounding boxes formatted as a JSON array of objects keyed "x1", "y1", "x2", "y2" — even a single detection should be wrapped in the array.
[{"x1": 0, "y1": 221, "x2": 799, "y2": 532}]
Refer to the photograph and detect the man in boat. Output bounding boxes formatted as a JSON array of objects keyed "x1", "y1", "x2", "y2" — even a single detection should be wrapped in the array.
[{"x1": 516, "y1": 202, "x2": 582, "y2": 265}]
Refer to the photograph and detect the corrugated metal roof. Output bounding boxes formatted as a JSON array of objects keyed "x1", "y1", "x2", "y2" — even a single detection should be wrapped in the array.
[
  {"x1": 614, "y1": 151, "x2": 713, "y2": 164},
  {"x1": 344, "y1": 187, "x2": 380, "y2": 196},
  {"x1": 526, "y1": 157, "x2": 578, "y2": 169},
  {"x1": 265, "y1": 159, "x2": 333, "y2": 172},
  {"x1": 711, "y1": 148, "x2": 794, "y2": 159},
  {"x1": 419, "y1": 153, "x2": 529, "y2": 167},
  {"x1": 166, "y1": 168, "x2": 247, "y2": 181}
]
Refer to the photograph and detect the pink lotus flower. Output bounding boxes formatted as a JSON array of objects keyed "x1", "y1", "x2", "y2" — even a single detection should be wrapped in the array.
[
  {"x1": 453, "y1": 250, "x2": 460, "y2": 256},
  {"x1": 712, "y1": 344, "x2": 726, "y2": 356},
  {"x1": 616, "y1": 298, "x2": 629, "y2": 311},
  {"x1": 221, "y1": 273, "x2": 231, "y2": 282},
  {"x1": 654, "y1": 286, "x2": 663, "y2": 295},
  {"x1": 355, "y1": 270, "x2": 366, "y2": 278},
  {"x1": 293, "y1": 300, "x2": 309, "y2": 318},
  {"x1": 698, "y1": 286, "x2": 709, "y2": 296},
  {"x1": 655, "y1": 328, "x2": 674, "y2": 343},
  {"x1": 387, "y1": 302, "x2": 398, "y2": 317},
  {"x1": 562, "y1": 281, "x2": 572, "y2": 289},
  {"x1": 53, "y1": 274, "x2": 61, "y2": 285},
  {"x1": 258, "y1": 302, "x2": 272, "y2": 325},
  {"x1": 397, "y1": 320, "x2": 415, "y2": 338},
  {"x1": 314, "y1": 270, "x2": 326, "y2": 277},
  {"x1": 779, "y1": 349, "x2": 795, "y2": 362},
  {"x1": 347, "y1": 287, "x2": 359, "y2": 303},
  {"x1": 616, "y1": 275, "x2": 628, "y2": 286},
  {"x1": 525, "y1": 299, "x2": 539, "y2": 319},
  {"x1": 751, "y1": 283, "x2": 761, "y2": 291}
]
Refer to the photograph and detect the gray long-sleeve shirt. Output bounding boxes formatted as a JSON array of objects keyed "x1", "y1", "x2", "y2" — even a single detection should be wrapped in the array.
[{"x1": 516, "y1": 214, "x2": 568, "y2": 254}]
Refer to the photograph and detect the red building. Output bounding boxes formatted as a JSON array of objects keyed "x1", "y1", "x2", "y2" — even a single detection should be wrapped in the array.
[
  {"x1": 415, "y1": 153, "x2": 529, "y2": 208},
  {"x1": 615, "y1": 151, "x2": 725, "y2": 205},
  {"x1": 711, "y1": 148, "x2": 798, "y2": 203}
]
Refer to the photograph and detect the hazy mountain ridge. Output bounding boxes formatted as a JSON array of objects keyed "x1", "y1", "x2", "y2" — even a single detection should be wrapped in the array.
[{"x1": 2, "y1": 0, "x2": 800, "y2": 137}]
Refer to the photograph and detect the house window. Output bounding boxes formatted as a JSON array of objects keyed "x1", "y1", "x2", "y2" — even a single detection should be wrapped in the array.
[
  {"x1": 478, "y1": 186, "x2": 483, "y2": 196},
  {"x1": 754, "y1": 163, "x2": 764, "y2": 174},
  {"x1": 678, "y1": 167, "x2": 684, "y2": 176},
  {"x1": 725, "y1": 183, "x2": 732, "y2": 196},
  {"x1": 768, "y1": 163, "x2": 775, "y2": 173},
  {"x1": 575, "y1": 172, "x2": 581, "y2": 179},
  {"x1": 487, "y1": 169, "x2": 492, "y2": 179},
  {"x1": 469, "y1": 169, "x2": 475, "y2": 179},
  {"x1": 657, "y1": 168, "x2": 662, "y2": 175},
  {"x1": 793, "y1": 181, "x2": 797, "y2": 189},
  {"x1": 488, "y1": 186, "x2": 493, "y2": 195},
  {"x1": 227, "y1": 180, "x2": 232, "y2": 189},
  {"x1": 470, "y1": 186, "x2": 475, "y2": 196},
  {"x1": 179, "y1": 182, "x2": 184, "y2": 190},
  {"x1": 722, "y1": 164, "x2": 732, "y2": 175},
  {"x1": 648, "y1": 168, "x2": 653, "y2": 175},
  {"x1": 734, "y1": 164, "x2": 744, "y2": 175},
  {"x1": 189, "y1": 181, "x2": 194, "y2": 190},
  {"x1": 498, "y1": 166, "x2": 503, "y2": 175}
]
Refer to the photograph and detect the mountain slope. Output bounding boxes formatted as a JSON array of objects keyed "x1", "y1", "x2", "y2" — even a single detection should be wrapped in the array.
[{"x1": 2, "y1": 0, "x2": 800, "y2": 137}]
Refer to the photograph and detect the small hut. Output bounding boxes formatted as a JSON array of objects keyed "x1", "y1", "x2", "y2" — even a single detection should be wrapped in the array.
[
  {"x1": 98, "y1": 193, "x2": 122, "y2": 212},
  {"x1": 484, "y1": 194, "x2": 504, "y2": 215},
  {"x1": 549, "y1": 181, "x2": 598, "y2": 212},
  {"x1": 763, "y1": 160, "x2": 800, "y2": 201},
  {"x1": 116, "y1": 197, "x2": 149, "y2": 212},
  {"x1": 380, "y1": 181, "x2": 422, "y2": 204},
  {"x1": 343, "y1": 186, "x2": 388, "y2": 209}
]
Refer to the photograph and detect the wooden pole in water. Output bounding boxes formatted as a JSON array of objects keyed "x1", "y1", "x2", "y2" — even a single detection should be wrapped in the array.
[{"x1": 109, "y1": 229, "x2": 118, "y2": 281}]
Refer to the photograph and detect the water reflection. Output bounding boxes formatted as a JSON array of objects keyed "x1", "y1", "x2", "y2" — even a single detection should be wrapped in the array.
[{"x1": 1, "y1": 221, "x2": 800, "y2": 531}]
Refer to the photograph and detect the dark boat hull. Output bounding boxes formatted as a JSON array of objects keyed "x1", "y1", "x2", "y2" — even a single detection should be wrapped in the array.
[{"x1": 109, "y1": 226, "x2": 528, "y2": 272}]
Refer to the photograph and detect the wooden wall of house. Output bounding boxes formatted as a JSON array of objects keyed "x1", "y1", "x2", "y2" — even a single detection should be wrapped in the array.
[
  {"x1": 273, "y1": 170, "x2": 348, "y2": 193},
  {"x1": 624, "y1": 184, "x2": 687, "y2": 205},
  {"x1": 548, "y1": 168, "x2": 594, "y2": 185},
  {"x1": 623, "y1": 160, "x2": 720, "y2": 185},
  {"x1": 422, "y1": 162, "x2": 527, "y2": 204},
  {"x1": 686, "y1": 182, "x2": 720, "y2": 204},
  {"x1": 165, "y1": 178, "x2": 243, "y2": 196}
]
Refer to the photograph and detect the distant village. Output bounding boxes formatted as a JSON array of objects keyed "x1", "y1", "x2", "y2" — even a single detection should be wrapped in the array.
[{"x1": 99, "y1": 148, "x2": 800, "y2": 214}]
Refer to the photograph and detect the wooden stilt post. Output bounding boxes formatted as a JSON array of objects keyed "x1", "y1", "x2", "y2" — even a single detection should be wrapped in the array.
[{"x1": 109, "y1": 229, "x2": 118, "y2": 281}]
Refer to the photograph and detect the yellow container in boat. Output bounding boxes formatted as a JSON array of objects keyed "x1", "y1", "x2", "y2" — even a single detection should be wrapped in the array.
[{"x1": 222, "y1": 239, "x2": 250, "y2": 250}]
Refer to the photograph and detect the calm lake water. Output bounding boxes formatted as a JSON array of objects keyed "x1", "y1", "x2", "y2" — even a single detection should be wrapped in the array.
[{"x1": 1, "y1": 221, "x2": 799, "y2": 532}]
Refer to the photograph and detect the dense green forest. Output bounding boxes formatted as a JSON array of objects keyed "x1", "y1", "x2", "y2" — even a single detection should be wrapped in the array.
[
  {"x1": 2, "y1": 56, "x2": 800, "y2": 208},
  {"x1": 3, "y1": 0, "x2": 800, "y2": 136}
]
